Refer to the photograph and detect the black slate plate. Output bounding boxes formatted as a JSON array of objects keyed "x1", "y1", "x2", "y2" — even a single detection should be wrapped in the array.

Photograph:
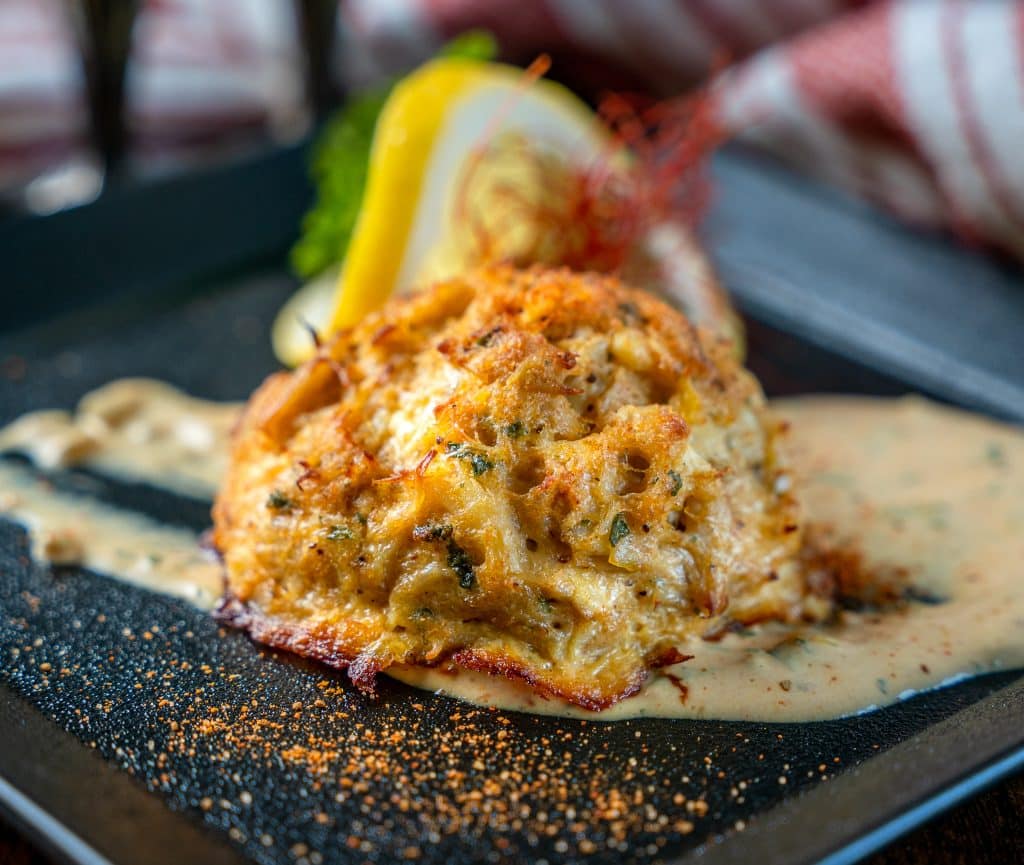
[{"x1": 1, "y1": 148, "x2": 1023, "y2": 865}]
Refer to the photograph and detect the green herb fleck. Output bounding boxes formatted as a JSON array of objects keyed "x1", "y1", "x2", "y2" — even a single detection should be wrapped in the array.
[
  {"x1": 504, "y1": 420, "x2": 527, "y2": 438},
  {"x1": 355, "y1": 513, "x2": 368, "y2": 525},
  {"x1": 468, "y1": 452, "x2": 494, "y2": 476},
  {"x1": 609, "y1": 512, "x2": 630, "y2": 546},
  {"x1": 475, "y1": 326, "x2": 501, "y2": 347},
  {"x1": 445, "y1": 441, "x2": 494, "y2": 475},
  {"x1": 326, "y1": 525, "x2": 354, "y2": 541},
  {"x1": 903, "y1": 586, "x2": 947, "y2": 605},
  {"x1": 410, "y1": 607, "x2": 435, "y2": 620},
  {"x1": 883, "y1": 502, "x2": 949, "y2": 531},
  {"x1": 438, "y1": 29, "x2": 498, "y2": 61},
  {"x1": 447, "y1": 540, "x2": 477, "y2": 589},
  {"x1": 818, "y1": 472, "x2": 855, "y2": 488},
  {"x1": 986, "y1": 442, "x2": 1007, "y2": 467},
  {"x1": 413, "y1": 522, "x2": 454, "y2": 542},
  {"x1": 667, "y1": 469, "x2": 683, "y2": 496},
  {"x1": 266, "y1": 490, "x2": 292, "y2": 510},
  {"x1": 876, "y1": 678, "x2": 889, "y2": 696}
]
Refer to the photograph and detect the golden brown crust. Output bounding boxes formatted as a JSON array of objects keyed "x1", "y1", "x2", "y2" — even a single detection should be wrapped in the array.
[{"x1": 214, "y1": 265, "x2": 818, "y2": 708}]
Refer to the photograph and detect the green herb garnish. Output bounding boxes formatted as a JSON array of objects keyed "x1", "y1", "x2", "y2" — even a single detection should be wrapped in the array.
[
  {"x1": 290, "y1": 88, "x2": 389, "y2": 279},
  {"x1": 445, "y1": 441, "x2": 494, "y2": 475},
  {"x1": 476, "y1": 326, "x2": 502, "y2": 347},
  {"x1": 468, "y1": 452, "x2": 494, "y2": 476},
  {"x1": 446, "y1": 540, "x2": 477, "y2": 589},
  {"x1": 413, "y1": 522, "x2": 454, "y2": 542},
  {"x1": 667, "y1": 470, "x2": 683, "y2": 497},
  {"x1": 326, "y1": 525, "x2": 354, "y2": 541},
  {"x1": 609, "y1": 512, "x2": 630, "y2": 546},
  {"x1": 266, "y1": 490, "x2": 292, "y2": 510},
  {"x1": 504, "y1": 420, "x2": 527, "y2": 438},
  {"x1": 438, "y1": 29, "x2": 498, "y2": 60},
  {"x1": 986, "y1": 442, "x2": 1007, "y2": 467}
]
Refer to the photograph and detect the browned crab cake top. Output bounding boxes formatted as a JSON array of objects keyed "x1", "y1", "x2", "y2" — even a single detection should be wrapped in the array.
[{"x1": 213, "y1": 265, "x2": 822, "y2": 709}]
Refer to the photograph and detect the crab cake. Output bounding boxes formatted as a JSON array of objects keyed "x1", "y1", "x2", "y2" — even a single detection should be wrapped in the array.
[{"x1": 214, "y1": 266, "x2": 824, "y2": 709}]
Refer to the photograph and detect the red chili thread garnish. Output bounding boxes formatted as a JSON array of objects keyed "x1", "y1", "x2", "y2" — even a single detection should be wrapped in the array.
[
  {"x1": 296, "y1": 460, "x2": 321, "y2": 491},
  {"x1": 415, "y1": 449, "x2": 436, "y2": 476},
  {"x1": 452, "y1": 58, "x2": 729, "y2": 276}
]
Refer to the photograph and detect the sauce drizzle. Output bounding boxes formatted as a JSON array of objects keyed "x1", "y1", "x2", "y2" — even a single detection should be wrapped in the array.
[
  {"x1": 393, "y1": 396, "x2": 1024, "y2": 721},
  {"x1": 0, "y1": 460, "x2": 222, "y2": 609},
  {"x1": 0, "y1": 378, "x2": 239, "y2": 498},
  {"x1": 2, "y1": 383, "x2": 1023, "y2": 722}
]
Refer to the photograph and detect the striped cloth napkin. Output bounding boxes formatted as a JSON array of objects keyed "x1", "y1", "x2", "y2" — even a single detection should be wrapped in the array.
[
  {"x1": 2, "y1": 0, "x2": 1022, "y2": 262},
  {"x1": 342, "y1": 0, "x2": 1024, "y2": 261}
]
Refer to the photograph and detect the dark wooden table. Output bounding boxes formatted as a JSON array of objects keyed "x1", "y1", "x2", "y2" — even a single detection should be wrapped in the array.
[{"x1": 2, "y1": 773, "x2": 1021, "y2": 864}]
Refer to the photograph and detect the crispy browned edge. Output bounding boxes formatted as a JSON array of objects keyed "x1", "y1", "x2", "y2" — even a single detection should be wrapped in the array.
[{"x1": 215, "y1": 593, "x2": 694, "y2": 712}]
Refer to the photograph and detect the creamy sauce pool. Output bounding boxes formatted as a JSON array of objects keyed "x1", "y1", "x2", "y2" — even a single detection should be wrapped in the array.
[
  {"x1": 393, "y1": 396, "x2": 1024, "y2": 720},
  {"x1": 0, "y1": 460, "x2": 222, "y2": 608},
  {"x1": 0, "y1": 378, "x2": 240, "y2": 498},
  {"x1": 2, "y1": 382, "x2": 1022, "y2": 722}
]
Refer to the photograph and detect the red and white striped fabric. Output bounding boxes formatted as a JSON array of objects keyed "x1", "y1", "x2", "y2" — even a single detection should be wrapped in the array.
[
  {"x1": 1, "y1": 0, "x2": 1022, "y2": 262},
  {"x1": 714, "y1": 0, "x2": 1024, "y2": 260},
  {"x1": 127, "y1": 0, "x2": 302, "y2": 168},
  {"x1": 341, "y1": 0, "x2": 1024, "y2": 261},
  {"x1": 339, "y1": 0, "x2": 855, "y2": 90}
]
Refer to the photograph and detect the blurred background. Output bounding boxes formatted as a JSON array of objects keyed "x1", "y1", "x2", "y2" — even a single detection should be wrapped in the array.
[
  {"x1": 0, "y1": 0, "x2": 1021, "y2": 415},
  {"x1": 2, "y1": 0, "x2": 1023, "y2": 256}
]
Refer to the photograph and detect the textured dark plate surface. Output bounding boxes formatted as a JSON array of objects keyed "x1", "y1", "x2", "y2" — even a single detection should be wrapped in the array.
[{"x1": 1, "y1": 147, "x2": 1023, "y2": 865}]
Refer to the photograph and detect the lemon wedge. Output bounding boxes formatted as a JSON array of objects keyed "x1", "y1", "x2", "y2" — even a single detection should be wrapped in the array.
[{"x1": 273, "y1": 57, "x2": 610, "y2": 366}]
